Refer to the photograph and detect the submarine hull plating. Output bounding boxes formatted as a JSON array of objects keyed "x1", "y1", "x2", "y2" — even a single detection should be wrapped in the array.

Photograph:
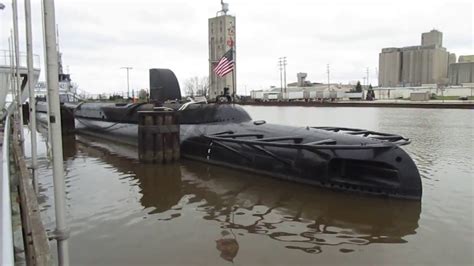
[{"x1": 180, "y1": 121, "x2": 421, "y2": 200}]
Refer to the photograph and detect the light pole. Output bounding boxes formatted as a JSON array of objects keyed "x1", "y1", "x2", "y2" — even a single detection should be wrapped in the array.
[
  {"x1": 42, "y1": 0, "x2": 70, "y2": 263},
  {"x1": 25, "y1": 0, "x2": 38, "y2": 193},
  {"x1": 12, "y1": 0, "x2": 25, "y2": 148},
  {"x1": 121, "y1": 66, "x2": 132, "y2": 99}
]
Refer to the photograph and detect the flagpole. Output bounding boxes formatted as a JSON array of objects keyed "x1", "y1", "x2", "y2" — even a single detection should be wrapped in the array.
[{"x1": 232, "y1": 48, "x2": 236, "y2": 99}]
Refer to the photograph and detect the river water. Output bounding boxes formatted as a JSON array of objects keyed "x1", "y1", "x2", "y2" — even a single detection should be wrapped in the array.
[{"x1": 26, "y1": 106, "x2": 473, "y2": 265}]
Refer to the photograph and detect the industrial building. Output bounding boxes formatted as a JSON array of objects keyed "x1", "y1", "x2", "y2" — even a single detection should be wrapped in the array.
[
  {"x1": 250, "y1": 73, "x2": 359, "y2": 101},
  {"x1": 208, "y1": 2, "x2": 236, "y2": 99},
  {"x1": 448, "y1": 55, "x2": 474, "y2": 85},
  {"x1": 378, "y1": 30, "x2": 455, "y2": 87}
]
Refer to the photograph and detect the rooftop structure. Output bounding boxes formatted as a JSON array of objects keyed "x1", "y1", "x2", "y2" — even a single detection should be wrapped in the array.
[
  {"x1": 421, "y1": 30, "x2": 443, "y2": 47},
  {"x1": 459, "y1": 55, "x2": 474, "y2": 63}
]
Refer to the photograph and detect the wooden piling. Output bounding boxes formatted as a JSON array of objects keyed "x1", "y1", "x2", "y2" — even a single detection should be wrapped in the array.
[{"x1": 138, "y1": 110, "x2": 180, "y2": 163}]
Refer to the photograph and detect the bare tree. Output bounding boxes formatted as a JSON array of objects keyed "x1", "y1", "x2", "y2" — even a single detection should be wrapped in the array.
[
  {"x1": 197, "y1": 76, "x2": 209, "y2": 97},
  {"x1": 183, "y1": 76, "x2": 209, "y2": 97},
  {"x1": 138, "y1": 89, "x2": 148, "y2": 100}
]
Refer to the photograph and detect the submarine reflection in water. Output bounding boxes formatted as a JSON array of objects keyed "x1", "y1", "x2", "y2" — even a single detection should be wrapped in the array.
[{"x1": 73, "y1": 134, "x2": 421, "y2": 256}]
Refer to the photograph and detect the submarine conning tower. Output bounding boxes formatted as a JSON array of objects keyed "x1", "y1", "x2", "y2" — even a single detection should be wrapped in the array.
[{"x1": 149, "y1": 68, "x2": 182, "y2": 104}]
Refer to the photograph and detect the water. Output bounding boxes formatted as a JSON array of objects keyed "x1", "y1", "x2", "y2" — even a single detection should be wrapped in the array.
[{"x1": 27, "y1": 106, "x2": 473, "y2": 265}]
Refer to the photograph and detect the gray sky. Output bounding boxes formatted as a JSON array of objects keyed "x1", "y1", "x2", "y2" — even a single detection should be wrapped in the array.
[{"x1": 1, "y1": 0, "x2": 473, "y2": 95}]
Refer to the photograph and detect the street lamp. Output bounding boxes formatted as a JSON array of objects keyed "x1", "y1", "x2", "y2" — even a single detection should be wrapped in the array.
[{"x1": 120, "y1": 66, "x2": 132, "y2": 99}]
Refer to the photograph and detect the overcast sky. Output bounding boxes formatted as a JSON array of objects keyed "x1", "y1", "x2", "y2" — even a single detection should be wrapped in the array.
[{"x1": 1, "y1": 0, "x2": 472, "y2": 95}]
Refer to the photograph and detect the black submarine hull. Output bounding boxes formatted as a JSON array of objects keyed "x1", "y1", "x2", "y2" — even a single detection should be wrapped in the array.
[
  {"x1": 35, "y1": 68, "x2": 422, "y2": 200},
  {"x1": 50, "y1": 102, "x2": 422, "y2": 200}
]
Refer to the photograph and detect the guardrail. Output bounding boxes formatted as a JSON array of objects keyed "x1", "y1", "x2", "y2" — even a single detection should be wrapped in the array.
[
  {"x1": 12, "y1": 120, "x2": 52, "y2": 265},
  {"x1": 0, "y1": 49, "x2": 41, "y2": 69},
  {"x1": 1, "y1": 114, "x2": 52, "y2": 265},
  {"x1": 1, "y1": 114, "x2": 13, "y2": 265}
]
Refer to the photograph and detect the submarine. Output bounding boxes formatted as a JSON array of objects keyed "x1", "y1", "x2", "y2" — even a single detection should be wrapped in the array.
[{"x1": 36, "y1": 69, "x2": 422, "y2": 200}]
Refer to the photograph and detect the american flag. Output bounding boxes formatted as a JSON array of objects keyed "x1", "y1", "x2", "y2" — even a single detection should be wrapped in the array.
[{"x1": 213, "y1": 49, "x2": 234, "y2": 77}]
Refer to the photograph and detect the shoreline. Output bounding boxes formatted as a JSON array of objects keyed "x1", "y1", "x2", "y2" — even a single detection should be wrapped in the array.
[{"x1": 239, "y1": 100, "x2": 474, "y2": 109}]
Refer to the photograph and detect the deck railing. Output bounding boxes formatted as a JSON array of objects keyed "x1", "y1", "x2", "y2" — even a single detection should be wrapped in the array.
[
  {"x1": 0, "y1": 114, "x2": 13, "y2": 265},
  {"x1": 0, "y1": 50, "x2": 41, "y2": 69}
]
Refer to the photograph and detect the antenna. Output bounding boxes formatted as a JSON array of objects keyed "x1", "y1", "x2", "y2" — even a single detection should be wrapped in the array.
[
  {"x1": 56, "y1": 24, "x2": 60, "y2": 52},
  {"x1": 56, "y1": 24, "x2": 64, "y2": 74},
  {"x1": 220, "y1": 0, "x2": 229, "y2": 15}
]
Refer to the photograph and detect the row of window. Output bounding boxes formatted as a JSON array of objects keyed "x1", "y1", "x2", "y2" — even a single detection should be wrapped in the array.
[{"x1": 210, "y1": 27, "x2": 224, "y2": 34}]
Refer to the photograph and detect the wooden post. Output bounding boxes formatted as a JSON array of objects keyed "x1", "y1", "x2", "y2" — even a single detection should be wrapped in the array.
[{"x1": 138, "y1": 111, "x2": 180, "y2": 163}]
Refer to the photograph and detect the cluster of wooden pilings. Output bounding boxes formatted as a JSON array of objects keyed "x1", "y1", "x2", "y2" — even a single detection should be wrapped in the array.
[{"x1": 138, "y1": 110, "x2": 180, "y2": 163}]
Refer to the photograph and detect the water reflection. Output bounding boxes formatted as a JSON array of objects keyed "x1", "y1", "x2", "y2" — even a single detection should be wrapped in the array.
[
  {"x1": 184, "y1": 163, "x2": 421, "y2": 254},
  {"x1": 216, "y1": 230, "x2": 239, "y2": 262},
  {"x1": 69, "y1": 134, "x2": 421, "y2": 257}
]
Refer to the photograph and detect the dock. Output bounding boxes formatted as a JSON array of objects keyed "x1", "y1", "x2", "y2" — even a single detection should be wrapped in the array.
[
  {"x1": 1, "y1": 118, "x2": 52, "y2": 265},
  {"x1": 240, "y1": 100, "x2": 474, "y2": 109}
]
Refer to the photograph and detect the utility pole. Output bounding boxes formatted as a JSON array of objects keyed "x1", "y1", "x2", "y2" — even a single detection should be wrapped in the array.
[
  {"x1": 375, "y1": 67, "x2": 378, "y2": 87},
  {"x1": 278, "y1": 58, "x2": 283, "y2": 93},
  {"x1": 366, "y1": 67, "x2": 370, "y2": 86},
  {"x1": 42, "y1": 0, "x2": 70, "y2": 264},
  {"x1": 278, "y1": 57, "x2": 287, "y2": 93},
  {"x1": 25, "y1": 0, "x2": 38, "y2": 193},
  {"x1": 12, "y1": 0, "x2": 25, "y2": 148},
  {"x1": 327, "y1": 64, "x2": 330, "y2": 90},
  {"x1": 121, "y1": 66, "x2": 132, "y2": 99},
  {"x1": 40, "y1": 0, "x2": 52, "y2": 158},
  {"x1": 282, "y1": 57, "x2": 287, "y2": 93}
]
